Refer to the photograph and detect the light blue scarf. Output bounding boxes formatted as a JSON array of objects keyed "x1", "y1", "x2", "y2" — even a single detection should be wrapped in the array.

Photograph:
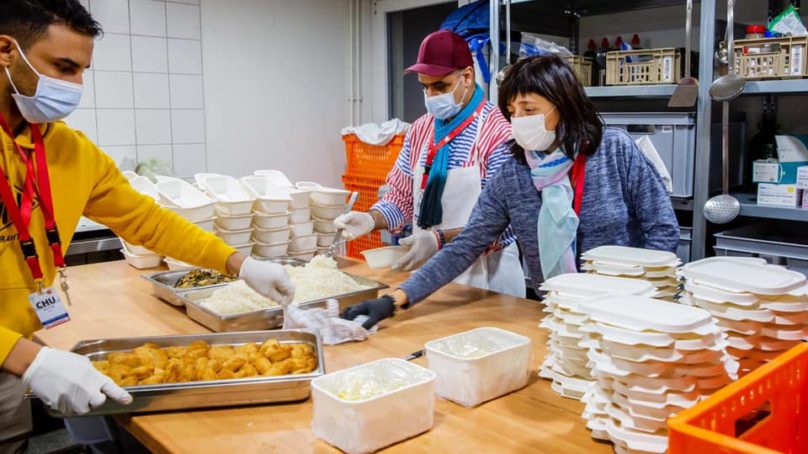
[{"x1": 525, "y1": 149, "x2": 579, "y2": 279}]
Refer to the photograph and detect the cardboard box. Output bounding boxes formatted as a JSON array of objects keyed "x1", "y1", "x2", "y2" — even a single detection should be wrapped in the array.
[
  {"x1": 797, "y1": 166, "x2": 808, "y2": 190},
  {"x1": 758, "y1": 183, "x2": 802, "y2": 208},
  {"x1": 753, "y1": 159, "x2": 781, "y2": 183},
  {"x1": 774, "y1": 136, "x2": 808, "y2": 184}
]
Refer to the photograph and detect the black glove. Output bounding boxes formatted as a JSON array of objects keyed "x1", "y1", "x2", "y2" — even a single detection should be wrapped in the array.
[{"x1": 341, "y1": 295, "x2": 396, "y2": 330}]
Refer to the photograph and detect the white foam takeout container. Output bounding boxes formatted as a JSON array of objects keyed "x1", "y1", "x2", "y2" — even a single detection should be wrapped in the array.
[
  {"x1": 194, "y1": 217, "x2": 215, "y2": 233},
  {"x1": 164, "y1": 257, "x2": 194, "y2": 271},
  {"x1": 312, "y1": 216, "x2": 337, "y2": 234},
  {"x1": 582, "y1": 245, "x2": 681, "y2": 268},
  {"x1": 425, "y1": 327, "x2": 532, "y2": 408},
  {"x1": 121, "y1": 248, "x2": 162, "y2": 270},
  {"x1": 214, "y1": 213, "x2": 253, "y2": 231},
  {"x1": 540, "y1": 273, "x2": 657, "y2": 300},
  {"x1": 253, "y1": 169, "x2": 294, "y2": 188},
  {"x1": 311, "y1": 203, "x2": 344, "y2": 220},
  {"x1": 252, "y1": 240, "x2": 290, "y2": 258},
  {"x1": 252, "y1": 226, "x2": 291, "y2": 245},
  {"x1": 239, "y1": 176, "x2": 293, "y2": 214},
  {"x1": 214, "y1": 227, "x2": 253, "y2": 246},
  {"x1": 579, "y1": 295, "x2": 715, "y2": 334},
  {"x1": 129, "y1": 176, "x2": 160, "y2": 202},
  {"x1": 312, "y1": 358, "x2": 436, "y2": 454},
  {"x1": 156, "y1": 178, "x2": 215, "y2": 222},
  {"x1": 252, "y1": 211, "x2": 291, "y2": 230},
  {"x1": 290, "y1": 207, "x2": 312, "y2": 224},
  {"x1": 289, "y1": 221, "x2": 315, "y2": 237},
  {"x1": 289, "y1": 234, "x2": 317, "y2": 253},
  {"x1": 361, "y1": 246, "x2": 407, "y2": 269},
  {"x1": 310, "y1": 187, "x2": 350, "y2": 206},
  {"x1": 681, "y1": 258, "x2": 808, "y2": 296},
  {"x1": 198, "y1": 174, "x2": 254, "y2": 216}
]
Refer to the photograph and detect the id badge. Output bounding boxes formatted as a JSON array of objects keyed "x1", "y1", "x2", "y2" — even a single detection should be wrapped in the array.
[{"x1": 28, "y1": 287, "x2": 71, "y2": 329}]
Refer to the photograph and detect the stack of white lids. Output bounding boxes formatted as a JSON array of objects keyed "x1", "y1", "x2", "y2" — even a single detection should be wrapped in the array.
[
  {"x1": 578, "y1": 295, "x2": 733, "y2": 453},
  {"x1": 538, "y1": 273, "x2": 656, "y2": 400},
  {"x1": 680, "y1": 257, "x2": 808, "y2": 377},
  {"x1": 581, "y1": 246, "x2": 682, "y2": 301}
]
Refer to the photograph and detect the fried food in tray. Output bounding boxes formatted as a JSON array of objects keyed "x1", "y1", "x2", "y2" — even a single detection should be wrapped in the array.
[
  {"x1": 174, "y1": 269, "x2": 234, "y2": 289},
  {"x1": 92, "y1": 339, "x2": 317, "y2": 387}
]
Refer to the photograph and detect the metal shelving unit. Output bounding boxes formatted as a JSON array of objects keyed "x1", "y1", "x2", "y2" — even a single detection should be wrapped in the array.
[
  {"x1": 741, "y1": 79, "x2": 808, "y2": 95},
  {"x1": 733, "y1": 193, "x2": 808, "y2": 222},
  {"x1": 489, "y1": 0, "x2": 716, "y2": 261}
]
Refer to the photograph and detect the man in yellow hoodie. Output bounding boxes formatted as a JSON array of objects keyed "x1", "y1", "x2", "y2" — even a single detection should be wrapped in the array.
[{"x1": 0, "y1": 1, "x2": 295, "y2": 450}]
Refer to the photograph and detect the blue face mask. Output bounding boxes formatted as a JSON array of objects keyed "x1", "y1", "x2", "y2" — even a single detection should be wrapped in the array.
[
  {"x1": 423, "y1": 76, "x2": 468, "y2": 120},
  {"x1": 5, "y1": 40, "x2": 83, "y2": 124}
]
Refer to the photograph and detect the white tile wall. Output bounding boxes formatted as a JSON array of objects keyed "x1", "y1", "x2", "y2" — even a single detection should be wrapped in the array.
[
  {"x1": 81, "y1": 0, "x2": 206, "y2": 174},
  {"x1": 94, "y1": 71, "x2": 135, "y2": 109},
  {"x1": 133, "y1": 73, "x2": 170, "y2": 109},
  {"x1": 130, "y1": 0, "x2": 167, "y2": 37},
  {"x1": 92, "y1": 34, "x2": 132, "y2": 71},
  {"x1": 166, "y1": 3, "x2": 201, "y2": 40},
  {"x1": 131, "y1": 36, "x2": 168, "y2": 73},
  {"x1": 169, "y1": 74, "x2": 203, "y2": 109}
]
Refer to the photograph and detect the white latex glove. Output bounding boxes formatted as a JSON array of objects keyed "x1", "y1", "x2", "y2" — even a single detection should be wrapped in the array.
[
  {"x1": 23, "y1": 347, "x2": 133, "y2": 416},
  {"x1": 393, "y1": 231, "x2": 439, "y2": 271},
  {"x1": 240, "y1": 257, "x2": 295, "y2": 305},
  {"x1": 333, "y1": 211, "x2": 375, "y2": 240}
]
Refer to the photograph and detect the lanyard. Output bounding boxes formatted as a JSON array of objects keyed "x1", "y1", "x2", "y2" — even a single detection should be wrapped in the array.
[
  {"x1": 570, "y1": 153, "x2": 587, "y2": 216},
  {"x1": 0, "y1": 113, "x2": 65, "y2": 288},
  {"x1": 420, "y1": 101, "x2": 485, "y2": 190}
]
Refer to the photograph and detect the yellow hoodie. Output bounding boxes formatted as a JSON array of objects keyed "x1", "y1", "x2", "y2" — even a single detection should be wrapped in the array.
[{"x1": 0, "y1": 121, "x2": 236, "y2": 364}]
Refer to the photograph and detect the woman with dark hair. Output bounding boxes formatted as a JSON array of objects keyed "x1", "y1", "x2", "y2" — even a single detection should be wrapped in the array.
[{"x1": 343, "y1": 55, "x2": 679, "y2": 328}]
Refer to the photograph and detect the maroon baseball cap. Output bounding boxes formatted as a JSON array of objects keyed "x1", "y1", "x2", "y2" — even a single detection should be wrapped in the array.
[{"x1": 405, "y1": 30, "x2": 473, "y2": 76}]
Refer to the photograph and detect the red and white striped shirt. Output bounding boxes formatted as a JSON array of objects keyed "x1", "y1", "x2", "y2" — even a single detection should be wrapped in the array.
[{"x1": 372, "y1": 101, "x2": 516, "y2": 248}]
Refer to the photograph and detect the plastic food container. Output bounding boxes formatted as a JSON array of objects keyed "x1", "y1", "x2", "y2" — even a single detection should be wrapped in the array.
[
  {"x1": 317, "y1": 233, "x2": 336, "y2": 247},
  {"x1": 289, "y1": 234, "x2": 317, "y2": 252},
  {"x1": 232, "y1": 242, "x2": 254, "y2": 257},
  {"x1": 198, "y1": 174, "x2": 254, "y2": 216},
  {"x1": 253, "y1": 211, "x2": 290, "y2": 230},
  {"x1": 290, "y1": 207, "x2": 312, "y2": 224},
  {"x1": 239, "y1": 176, "x2": 292, "y2": 213},
  {"x1": 541, "y1": 273, "x2": 657, "y2": 299},
  {"x1": 194, "y1": 217, "x2": 215, "y2": 232},
  {"x1": 312, "y1": 216, "x2": 337, "y2": 234},
  {"x1": 121, "y1": 240, "x2": 152, "y2": 257},
  {"x1": 164, "y1": 257, "x2": 194, "y2": 271},
  {"x1": 252, "y1": 240, "x2": 290, "y2": 258},
  {"x1": 311, "y1": 203, "x2": 344, "y2": 220},
  {"x1": 582, "y1": 245, "x2": 680, "y2": 268},
  {"x1": 215, "y1": 227, "x2": 253, "y2": 246},
  {"x1": 214, "y1": 213, "x2": 253, "y2": 231},
  {"x1": 253, "y1": 169, "x2": 294, "y2": 187},
  {"x1": 156, "y1": 178, "x2": 216, "y2": 222},
  {"x1": 252, "y1": 227, "x2": 291, "y2": 244},
  {"x1": 129, "y1": 176, "x2": 160, "y2": 201},
  {"x1": 681, "y1": 258, "x2": 807, "y2": 295},
  {"x1": 121, "y1": 248, "x2": 162, "y2": 270},
  {"x1": 360, "y1": 246, "x2": 407, "y2": 269},
  {"x1": 312, "y1": 358, "x2": 436, "y2": 454},
  {"x1": 168, "y1": 203, "x2": 216, "y2": 223},
  {"x1": 310, "y1": 187, "x2": 350, "y2": 206},
  {"x1": 289, "y1": 221, "x2": 315, "y2": 237},
  {"x1": 425, "y1": 327, "x2": 532, "y2": 407},
  {"x1": 581, "y1": 295, "x2": 715, "y2": 334}
]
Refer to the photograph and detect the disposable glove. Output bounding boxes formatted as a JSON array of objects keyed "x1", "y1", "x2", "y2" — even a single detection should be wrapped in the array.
[
  {"x1": 341, "y1": 295, "x2": 396, "y2": 330},
  {"x1": 333, "y1": 211, "x2": 375, "y2": 240},
  {"x1": 393, "y1": 231, "x2": 440, "y2": 271},
  {"x1": 240, "y1": 257, "x2": 295, "y2": 305}
]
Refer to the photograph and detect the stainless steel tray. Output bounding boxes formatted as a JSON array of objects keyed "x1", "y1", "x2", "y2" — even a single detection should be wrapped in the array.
[
  {"x1": 178, "y1": 287, "x2": 285, "y2": 332},
  {"x1": 43, "y1": 330, "x2": 324, "y2": 417},
  {"x1": 142, "y1": 268, "x2": 231, "y2": 307}
]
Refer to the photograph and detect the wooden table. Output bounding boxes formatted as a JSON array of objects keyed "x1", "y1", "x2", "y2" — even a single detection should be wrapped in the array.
[{"x1": 35, "y1": 260, "x2": 613, "y2": 454}]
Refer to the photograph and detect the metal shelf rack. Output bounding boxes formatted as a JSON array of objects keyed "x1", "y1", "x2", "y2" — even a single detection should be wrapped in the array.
[
  {"x1": 489, "y1": 0, "x2": 716, "y2": 261},
  {"x1": 733, "y1": 193, "x2": 808, "y2": 222}
]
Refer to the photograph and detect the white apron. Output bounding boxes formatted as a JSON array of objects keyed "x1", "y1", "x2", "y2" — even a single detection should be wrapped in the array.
[{"x1": 412, "y1": 111, "x2": 526, "y2": 298}]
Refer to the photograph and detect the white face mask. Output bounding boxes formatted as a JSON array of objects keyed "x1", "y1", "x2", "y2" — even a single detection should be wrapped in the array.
[
  {"x1": 424, "y1": 75, "x2": 468, "y2": 120},
  {"x1": 511, "y1": 106, "x2": 557, "y2": 151},
  {"x1": 5, "y1": 40, "x2": 83, "y2": 124}
]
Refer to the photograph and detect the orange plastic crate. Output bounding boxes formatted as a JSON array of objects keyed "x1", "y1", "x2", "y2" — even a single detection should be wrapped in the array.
[
  {"x1": 341, "y1": 176, "x2": 387, "y2": 259},
  {"x1": 668, "y1": 343, "x2": 808, "y2": 454},
  {"x1": 343, "y1": 134, "x2": 405, "y2": 180}
]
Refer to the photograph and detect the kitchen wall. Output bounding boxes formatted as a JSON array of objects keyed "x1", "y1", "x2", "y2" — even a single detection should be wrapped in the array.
[
  {"x1": 67, "y1": 0, "x2": 206, "y2": 176},
  {"x1": 200, "y1": 0, "x2": 351, "y2": 187}
]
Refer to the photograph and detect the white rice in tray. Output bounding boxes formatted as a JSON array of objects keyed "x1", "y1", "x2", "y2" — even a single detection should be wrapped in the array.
[
  {"x1": 287, "y1": 256, "x2": 369, "y2": 304},
  {"x1": 199, "y1": 256, "x2": 369, "y2": 315},
  {"x1": 199, "y1": 280, "x2": 279, "y2": 315}
]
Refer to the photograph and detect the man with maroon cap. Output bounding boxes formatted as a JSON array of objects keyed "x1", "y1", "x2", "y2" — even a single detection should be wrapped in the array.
[{"x1": 335, "y1": 30, "x2": 525, "y2": 299}]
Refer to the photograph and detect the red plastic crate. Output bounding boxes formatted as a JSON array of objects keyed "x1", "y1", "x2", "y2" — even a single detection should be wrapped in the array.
[
  {"x1": 342, "y1": 134, "x2": 404, "y2": 180},
  {"x1": 341, "y1": 175, "x2": 387, "y2": 259}
]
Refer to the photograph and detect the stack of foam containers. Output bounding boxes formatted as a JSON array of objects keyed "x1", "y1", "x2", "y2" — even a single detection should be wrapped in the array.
[
  {"x1": 197, "y1": 174, "x2": 255, "y2": 257},
  {"x1": 581, "y1": 246, "x2": 682, "y2": 301},
  {"x1": 154, "y1": 176, "x2": 218, "y2": 265},
  {"x1": 577, "y1": 295, "x2": 733, "y2": 454},
  {"x1": 297, "y1": 182, "x2": 349, "y2": 260},
  {"x1": 118, "y1": 176, "x2": 164, "y2": 269},
  {"x1": 538, "y1": 273, "x2": 657, "y2": 400},
  {"x1": 240, "y1": 175, "x2": 298, "y2": 259},
  {"x1": 679, "y1": 257, "x2": 808, "y2": 378}
]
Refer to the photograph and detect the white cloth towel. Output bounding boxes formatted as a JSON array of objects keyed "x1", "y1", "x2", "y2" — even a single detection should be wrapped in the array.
[
  {"x1": 282, "y1": 299, "x2": 376, "y2": 345},
  {"x1": 635, "y1": 135, "x2": 673, "y2": 194},
  {"x1": 341, "y1": 119, "x2": 410, "y2": 146}
]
